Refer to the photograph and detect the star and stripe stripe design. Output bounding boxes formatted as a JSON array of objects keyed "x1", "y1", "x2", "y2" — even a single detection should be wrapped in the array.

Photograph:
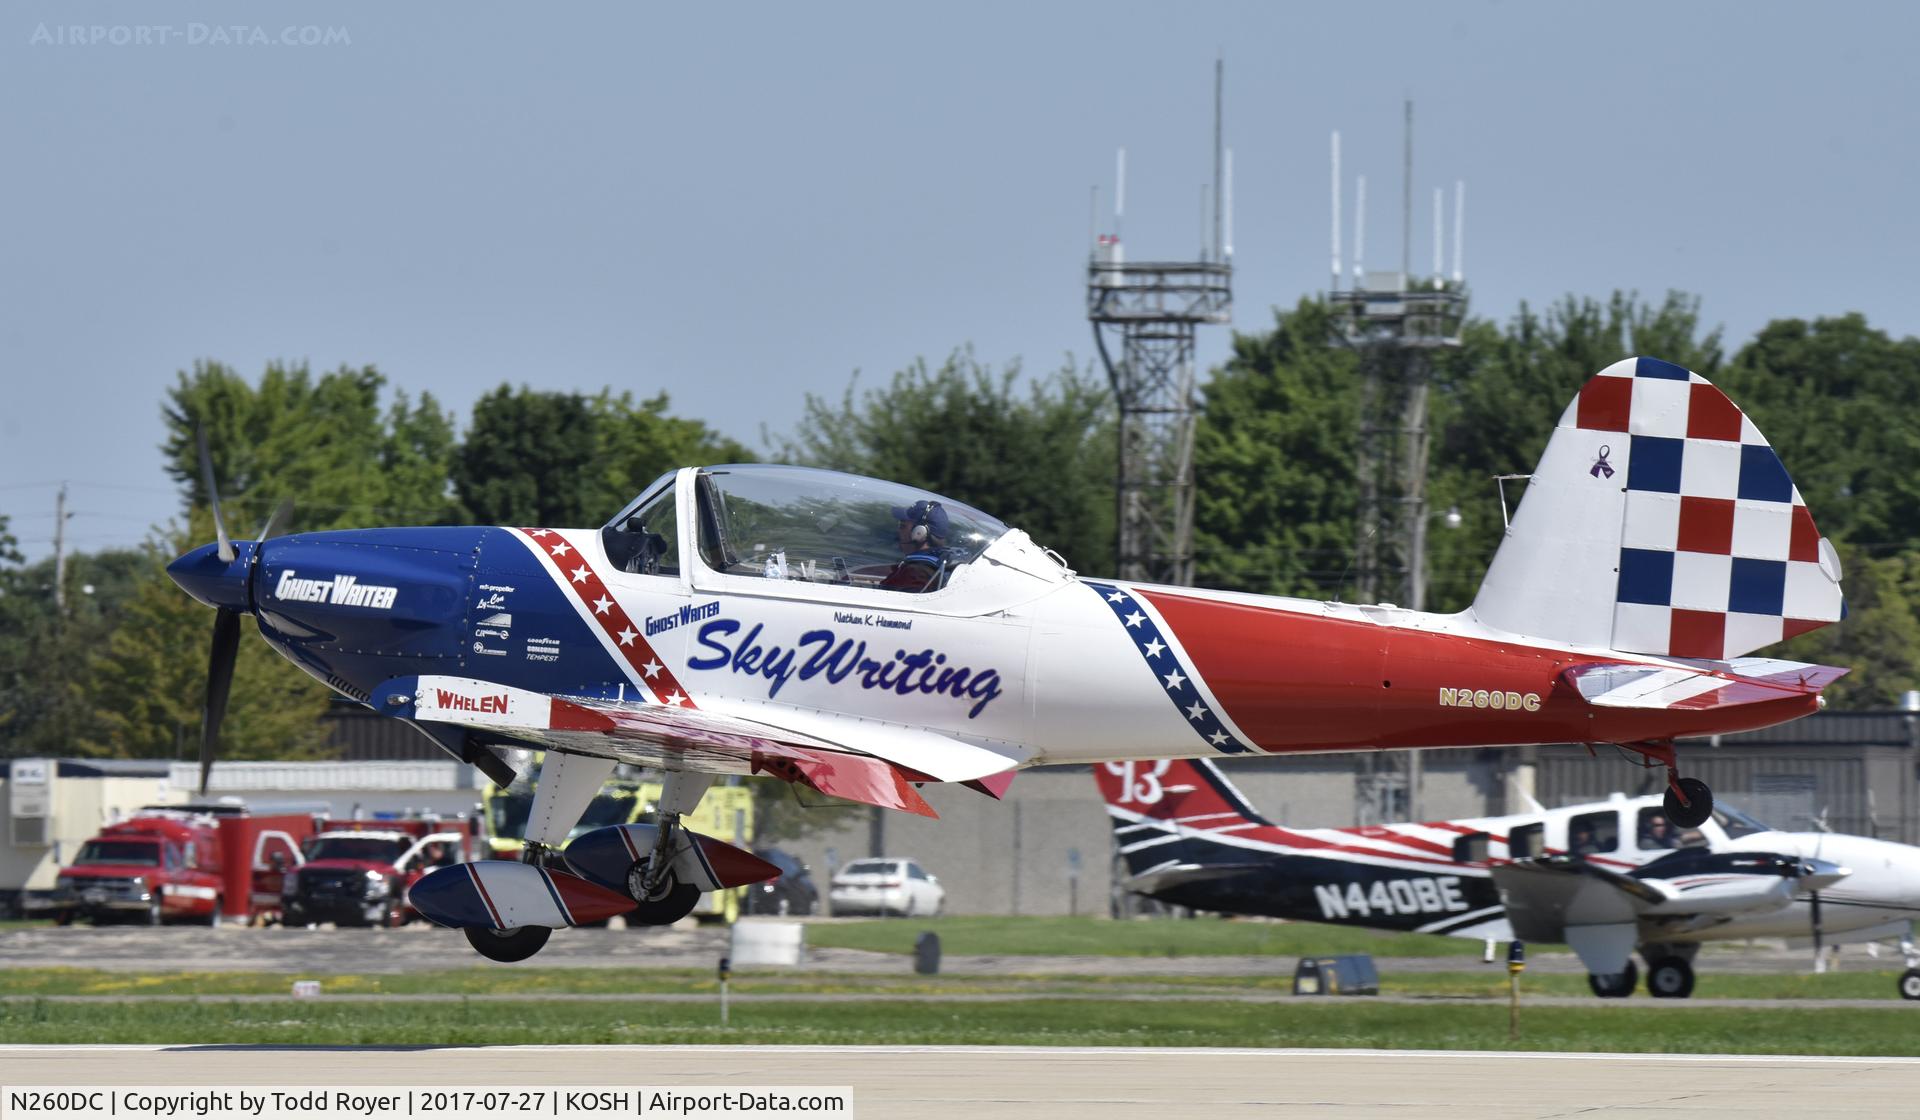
[
  {"x1": 1083, "y1": 580, "x2": 1251, "y2": 755},
  {"x1": 513, "y1": 528, "x2": 697, "y2": 709}
]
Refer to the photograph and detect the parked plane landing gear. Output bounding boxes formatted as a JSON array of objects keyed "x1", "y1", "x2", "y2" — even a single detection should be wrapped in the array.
[
  {"x1": 465, "y1": 925, "x2": 551, "y2": 963},
  {"x1": 1899, "y1": 969, "x2": 1920, "y2": 1001},
  {"x1": 1645, "y1": 955, "x2": 1695, "y2": 998},
  {"x1": 1588, "y1": 962, "x2": 1638, "y2": 998}
]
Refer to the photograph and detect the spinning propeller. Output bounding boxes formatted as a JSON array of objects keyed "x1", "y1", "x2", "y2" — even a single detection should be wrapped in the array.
[{"x1": 191, "y1": 428, "x2": 292, "y2": 794}]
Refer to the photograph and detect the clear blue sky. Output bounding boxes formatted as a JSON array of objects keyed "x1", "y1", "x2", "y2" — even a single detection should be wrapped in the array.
[{"x1": 4, "y1": 0, "x2": 1914, "y2": 560}]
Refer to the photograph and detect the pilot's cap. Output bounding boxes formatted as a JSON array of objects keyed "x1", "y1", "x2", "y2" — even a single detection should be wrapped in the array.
[{"x1": 890, "y1": 500, "x2": 950, "y2": 543}]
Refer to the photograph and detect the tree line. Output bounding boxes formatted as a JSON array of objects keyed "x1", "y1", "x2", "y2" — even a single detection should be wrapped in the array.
[{"x1": 2, "y1": 290, "x2": 1916, "y2": 762}]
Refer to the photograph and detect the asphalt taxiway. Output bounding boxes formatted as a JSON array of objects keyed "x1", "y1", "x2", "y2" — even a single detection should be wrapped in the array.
[{"x1": 4, "y1": 1045, "x2": 1918, "y2": 1118}]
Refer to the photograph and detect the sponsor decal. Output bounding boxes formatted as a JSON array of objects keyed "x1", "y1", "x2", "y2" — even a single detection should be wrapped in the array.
[
  {"x1": 525, "y1": 637, "x2": 560, "y2": 663},
  {"x1": 474, "y1": 628, "x2": 510, "y2": 640},
  {"x1": 1314, "y1": 876, "x2": 1468, "y2": 919},
  {"x1": 832, "y1": 611, "x2": 913, "y2": 630},
  {"x1": 471, "y1": 641, "x2": 506, "y2": 658},
  {"x1": 687, "y1": 620, "x2": 1003, "y2": 717},
  {"x1": 273, "y1": 569, "x2": 398, "y2": 610},
  {"x1": 1590, "y1": 443, "x2": 1616, "y2": 480},
  {"x1": 1438, "y1": 687, "x2": 1541, "y2": 712},
  {"x1": 433, "y1": 688, "x2": 508, "y2": 714},
  {"x1": 644, "y1": 600, "x2": 720, "y2": 638},
  {"x1": 477, "y1": 612, "x2": 513, "y2": 628},
  {"x1": 477, "y1": 592, "x2": 509, "y2": 611}
]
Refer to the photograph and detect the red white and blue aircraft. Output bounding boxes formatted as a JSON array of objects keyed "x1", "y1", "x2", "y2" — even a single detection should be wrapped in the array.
[
  {"x1": 168, "y1": 358, "x2": 1848, "y2": 962},
  {"x1": 1100, "y1": 757, "x2": 1920, "y2": 999}
]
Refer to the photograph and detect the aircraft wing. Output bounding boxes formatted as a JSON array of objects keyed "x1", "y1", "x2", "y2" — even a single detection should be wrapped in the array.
[
  {"x1": 1561, "y1": 657, "x2": 1847, "y2": 712},
  {"x1": 370, "y1": 674, "x2": 1026, "y2": 819},
  {"x1": 1494, "y1": 851, "x2": 1838, "y2": 975},
  {"x1": 1121, "y1": 858, "x2": 1269, "y2": 895}
]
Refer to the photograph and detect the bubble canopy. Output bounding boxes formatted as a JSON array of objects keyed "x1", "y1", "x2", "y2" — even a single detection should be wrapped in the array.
[{"x1": 605, "y1": 465, "x2": 1011, "y2": 593}]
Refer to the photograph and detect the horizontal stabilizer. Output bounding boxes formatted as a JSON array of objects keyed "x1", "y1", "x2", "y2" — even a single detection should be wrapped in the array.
[
  {"x1": 1124, "y1": 859, "x2": 1268, "y2": 895},
  {"x1": 1562, "y1": 658, "x2": 1846, "y2": 712}
]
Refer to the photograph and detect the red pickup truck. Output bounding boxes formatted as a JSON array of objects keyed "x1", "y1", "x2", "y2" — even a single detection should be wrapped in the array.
[
  {"x1": 282, "y1": 816, "x2": 481, "y2": 928},
  {"x1": 53, "y1": 807, "x2": 316, "y2": 926}
]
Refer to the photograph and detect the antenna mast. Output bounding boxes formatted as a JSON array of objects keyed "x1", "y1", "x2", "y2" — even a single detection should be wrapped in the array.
[{"x1": 1086, "y1": 63, "x2": 1233, "y2": 587}]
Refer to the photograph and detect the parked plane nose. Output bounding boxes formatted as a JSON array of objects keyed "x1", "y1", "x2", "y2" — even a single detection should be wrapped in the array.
[{"x1": 166, "y1": 540, "x2": 256, "y2": 612}]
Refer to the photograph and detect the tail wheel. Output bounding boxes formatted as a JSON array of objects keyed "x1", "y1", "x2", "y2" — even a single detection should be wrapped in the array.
[
  {"x1": 465, "y1": 925, "x2": 551, "y2": 963},
  {"x1": 1587, "y1": 961, "x2": 1638, "y2": 998},
  {"x1": 1663, "y1": 778, "x2": 1713, "y2": 829},
  {"x1": 1645, "y1": 955, "x2": 1695, "y2": 999},
  {"x1": 1899, "y1": 969, "x2": 1920, "y2": 1001}
]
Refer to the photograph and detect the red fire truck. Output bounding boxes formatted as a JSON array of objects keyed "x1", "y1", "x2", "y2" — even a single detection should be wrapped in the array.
[
  {"x1": 53, "y1": 805, "x2": 318, "y2": 926},
  {"x1": 282, "y1": 815, "x2": 482, "y2": 928}
]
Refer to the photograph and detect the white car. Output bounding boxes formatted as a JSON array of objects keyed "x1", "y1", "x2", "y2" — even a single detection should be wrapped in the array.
[{"x1": 828, "y1": 858, "x2": 945, "y2": 917}]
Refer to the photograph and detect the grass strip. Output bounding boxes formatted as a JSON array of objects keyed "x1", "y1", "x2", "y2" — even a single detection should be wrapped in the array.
[{"x1": 1, "y1": 996, "x2": 1914, "y2": 1053}]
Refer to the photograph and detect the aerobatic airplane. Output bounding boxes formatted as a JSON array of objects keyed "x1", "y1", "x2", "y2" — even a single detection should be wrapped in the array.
[
  {"x1": 1100, "y1": 756, "x2": 1920, "y2": 998},
  {"x1": 167, "y1": 358, "x2": 1849, "y2": 962}
]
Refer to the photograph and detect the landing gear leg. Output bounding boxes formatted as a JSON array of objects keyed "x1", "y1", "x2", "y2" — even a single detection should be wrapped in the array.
[
  {"x1": 1627, "y1": 741, "x2": 1714, "y2": 829},
  {"x1": 623, "y1": 770, "x2": 712, "y2": 927},
  {"x1": 462, "y1": 751, "x2": 615, "y2": 964}
]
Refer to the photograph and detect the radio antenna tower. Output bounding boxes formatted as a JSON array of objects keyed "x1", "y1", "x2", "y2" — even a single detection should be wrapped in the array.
[
  {"x1": 1329, "y1": 100, "x2": 1468, "y2": 824},
  {"x1": 1087, "y1": 60, "x2": 1233, "y2": 585}
]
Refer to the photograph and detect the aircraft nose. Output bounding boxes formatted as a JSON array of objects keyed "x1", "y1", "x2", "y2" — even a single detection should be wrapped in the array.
[{"x1": 166, "y1": 540, "x2": 255, "y2": 612}]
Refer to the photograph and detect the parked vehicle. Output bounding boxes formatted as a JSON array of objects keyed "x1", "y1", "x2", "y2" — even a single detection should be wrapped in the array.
[
  {"x1": 828, "y1": 857, "x2": 944, "y2": 917},
  {"x1": 52, "y1": 807, "x2": 315, "y2": 926},
  {"x1": 282, "y1": 816, "x2": 479, "y2": 928},
  {"x1": 742, "y1": 849, "x2": 818, "y2": 917}
]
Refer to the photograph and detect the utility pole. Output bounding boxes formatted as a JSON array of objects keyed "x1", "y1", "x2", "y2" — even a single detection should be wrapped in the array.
[{"x1": 52, "y1": 482, "x2": 69, "y2": 612}]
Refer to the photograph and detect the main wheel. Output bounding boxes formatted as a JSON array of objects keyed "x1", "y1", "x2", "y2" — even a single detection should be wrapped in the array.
[
  {"x1": 1663, "y1": 778, "x2": 1713, "y2": 829},
  {"x1": 1588, "y1": 961, "x2": 1639, "y2": 998},
  {"x1": 624, "y1": 860, "x2": 700, "y2": 926},
  {"x1": 1899, "y1": 968, "x2": 1920, "y2": 1001},
  {"x1": 464, "y1": 925, "x2": 551, "y2": 963},
  {"x1": 1645, "y1": 955, "x2": 1695, "y2": 999}
]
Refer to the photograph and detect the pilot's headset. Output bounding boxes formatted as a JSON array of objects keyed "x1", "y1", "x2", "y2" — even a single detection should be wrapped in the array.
[{"x1": 895, "y1": 500, "x2": 949, "y2": 549}]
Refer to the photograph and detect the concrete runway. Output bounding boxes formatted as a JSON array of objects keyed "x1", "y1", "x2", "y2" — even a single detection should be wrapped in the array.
[{"x1": 5, "y1": 1045, "x2": 1920, "y2": 1118}]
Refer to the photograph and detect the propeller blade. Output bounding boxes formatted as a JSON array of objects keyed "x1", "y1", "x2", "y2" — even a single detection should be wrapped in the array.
[
  {"x1": 254, "y1": 498, "x2": 293, "y2": 545},
  {"x1": 201, "y1": 608, "x2": 242, "y2": 794},
  {"x1": 195, "y1": 426, "x2": 234, "y2": 563}
]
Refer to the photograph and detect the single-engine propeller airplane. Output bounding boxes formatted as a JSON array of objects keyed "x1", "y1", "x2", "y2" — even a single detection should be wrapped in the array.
[
  {"x1": 168, "y1": 358, "x2": 1848, "y2": 962},
  {"x1": 1100, "y1": 756, "x2": 1920, "y2": 998}
]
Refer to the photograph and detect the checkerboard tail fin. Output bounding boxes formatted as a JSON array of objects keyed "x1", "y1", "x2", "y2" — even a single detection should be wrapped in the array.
[{"x1": 1471, "y1": 357, "x2": 1844, "y2": 660}]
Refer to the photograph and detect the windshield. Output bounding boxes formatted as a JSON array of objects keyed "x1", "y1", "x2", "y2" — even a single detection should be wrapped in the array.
[
  {"x1": 1712, "y1": 803, "x2": 1773, "y2": 839},
  {"x1": 75, "y1": 840, "x2": 159, "y2": 866},
  {"x1": 693, "y1": 466, "x2": 1008, "y2": 593},
  {"x1": 306, "y1": 836, "x2": 409, "y2": 863},
  {"x1": 842, "y1": 860, "x2": 896, "y2": 876}
]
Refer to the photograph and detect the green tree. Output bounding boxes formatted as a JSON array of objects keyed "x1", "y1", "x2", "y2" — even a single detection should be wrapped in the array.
[
  {"x1": 780, "y1": 350, "x2": 1115, "y2": 571},
  {"x1": 162, "y1": 361, "x2": 462, "y2": 532},
  {"x1": 1192, "y1": 300, "x2": 1362, "y2": 597},
  {"x1": 0, "y1": 547, "x2": 148, "y2": 757},
  {"x1": 454, "y1": 387, "x2": 752, "y2": 528}
]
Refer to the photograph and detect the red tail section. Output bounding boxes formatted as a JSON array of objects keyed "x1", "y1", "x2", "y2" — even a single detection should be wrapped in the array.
[{"x1": 1095, "y1": 758, "x2": 1269, "y2": 826}]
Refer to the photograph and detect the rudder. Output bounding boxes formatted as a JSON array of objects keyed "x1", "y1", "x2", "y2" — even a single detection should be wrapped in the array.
[{"x1": 1472, "y1": 357, "x2": 1844, "y2": 659}]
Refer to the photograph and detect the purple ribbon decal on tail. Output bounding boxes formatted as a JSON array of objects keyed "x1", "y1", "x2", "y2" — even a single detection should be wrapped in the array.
[{"x1": 1590, "y1": 444, "x2": 1615, "y2": 479}]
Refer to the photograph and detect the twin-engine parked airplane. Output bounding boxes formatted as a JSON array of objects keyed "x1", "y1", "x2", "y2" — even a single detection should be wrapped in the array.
[
  {"x1": 169, "y1": 358, "x2": 1849, "y2": 962},
  {"x1": 1100, "y1": 757, "x2": 1920, "y2": 998}
]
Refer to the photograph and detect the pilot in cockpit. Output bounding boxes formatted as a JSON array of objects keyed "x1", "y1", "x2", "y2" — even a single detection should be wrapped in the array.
[{"x1": 880, "y1": 500, "x2": 949, "y2": 592}]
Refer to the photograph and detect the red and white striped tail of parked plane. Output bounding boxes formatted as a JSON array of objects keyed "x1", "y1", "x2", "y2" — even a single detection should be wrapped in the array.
[
  {"x1": 168, "y1": 358, "x2": 1849, "y2": 962},
  {"x1": 1100, "y1": 756, "x2": 1920, "y2": 999}
]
